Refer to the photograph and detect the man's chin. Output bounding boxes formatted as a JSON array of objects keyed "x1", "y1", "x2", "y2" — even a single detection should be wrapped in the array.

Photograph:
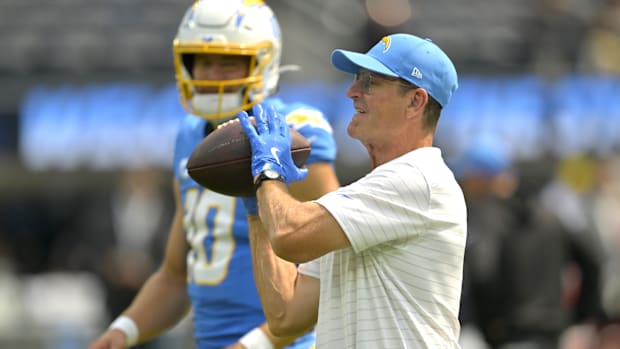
[{"x1": 347, "y1": 123, "x2": 359, "y2": 139}]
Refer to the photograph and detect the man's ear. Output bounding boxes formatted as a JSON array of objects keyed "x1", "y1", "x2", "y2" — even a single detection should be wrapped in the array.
[{"x1": 408, "y1": 88, "x2": 428, "y2": 113}]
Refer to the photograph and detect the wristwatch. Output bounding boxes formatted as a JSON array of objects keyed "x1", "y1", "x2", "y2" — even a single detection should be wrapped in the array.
[{"x1": 253, "y1": 169, "x2": 284, "y2": 191}]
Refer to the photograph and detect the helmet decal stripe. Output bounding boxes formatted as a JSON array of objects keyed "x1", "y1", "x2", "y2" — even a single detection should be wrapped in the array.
[
  {"x1": 243, "y1": 0, "x2": 265, "y2": 6},
  {"x1": 235, "y1": 14, "x2": 244, "y2": 28}
]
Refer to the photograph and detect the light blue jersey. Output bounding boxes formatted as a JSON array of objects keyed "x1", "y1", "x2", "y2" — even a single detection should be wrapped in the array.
[{"x1": 172, "y1": 98, "x2": 336, "y2": 349}]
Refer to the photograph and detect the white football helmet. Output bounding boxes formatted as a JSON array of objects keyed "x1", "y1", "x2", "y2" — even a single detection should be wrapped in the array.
[{"x1": 173, "y1": 0, "x2": 282, "y2": 121}]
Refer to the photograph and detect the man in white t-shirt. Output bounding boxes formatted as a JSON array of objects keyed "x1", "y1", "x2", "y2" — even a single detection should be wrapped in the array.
[{"x1": 238, "y1": 33, "x2": 467, "y2": 348}]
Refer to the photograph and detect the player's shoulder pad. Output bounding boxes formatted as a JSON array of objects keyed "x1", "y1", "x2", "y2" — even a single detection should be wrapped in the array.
[
  {"x1": 266, "y1": 99, "x2": 337, "y2": 164},
  {"x1": 177, "y1": 114, "x2": 206, "y2": 136},
  {"x1": 174, "y1": 114, "x2": 208, "y2": 157},
  {"x1": 285, "y1": 106, "x2": 333, "y2": 135},
  {"x1": 267, "y1": 99, "x2": 333, "y2": 134}
]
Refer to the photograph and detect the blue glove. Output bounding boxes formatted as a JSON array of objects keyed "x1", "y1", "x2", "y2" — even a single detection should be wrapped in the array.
[
  {"x1": 240, "y1": 196, "x2": 258, "y2": 215},
  {"x1": 238, "y1": 104, "x2": 308, "y2": 184}
]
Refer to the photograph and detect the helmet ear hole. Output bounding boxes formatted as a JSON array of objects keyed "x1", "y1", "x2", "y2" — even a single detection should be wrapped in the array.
[{"x1": 182, "y1": 54, "x2": 194, "y2": 77}]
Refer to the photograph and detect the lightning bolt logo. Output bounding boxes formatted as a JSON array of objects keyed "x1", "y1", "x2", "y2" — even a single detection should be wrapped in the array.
[{"x1": 381, "y1": 36, "x2": 391, "y2": 53}]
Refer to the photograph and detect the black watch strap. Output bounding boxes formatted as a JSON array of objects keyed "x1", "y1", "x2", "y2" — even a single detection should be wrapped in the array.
[{"x1": 253, "y1": 170, "x2": 284, "y2": 192}]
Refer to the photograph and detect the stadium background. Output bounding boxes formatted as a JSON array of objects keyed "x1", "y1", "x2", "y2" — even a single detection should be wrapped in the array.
[{"x1": 1, "y1": 0, "x2": 619, "y2": 348}]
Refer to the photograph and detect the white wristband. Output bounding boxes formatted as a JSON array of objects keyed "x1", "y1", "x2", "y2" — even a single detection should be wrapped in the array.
[
  {"x1": 109, "y1": 315, "x2": 139, "y2": 347},
  {"x1": 239, "y1": 327, "x2": 275, "y2": 349}
]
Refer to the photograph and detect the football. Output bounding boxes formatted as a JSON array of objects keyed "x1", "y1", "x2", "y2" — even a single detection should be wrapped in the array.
[{"x1": 187, "y1": 119, "x2": 311, "y2": 197}]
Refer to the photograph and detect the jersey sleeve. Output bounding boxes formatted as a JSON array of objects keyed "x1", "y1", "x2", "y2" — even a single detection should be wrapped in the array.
[
  {"x1": 172, "y1": 114, "x2": 209, "y2": 181},
  {"x1": 172, "y1": 116, "x2": 193, "y2": 180}
]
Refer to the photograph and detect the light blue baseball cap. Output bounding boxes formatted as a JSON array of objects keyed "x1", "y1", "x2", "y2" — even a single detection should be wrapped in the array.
[{"x1": 331, "y1": 33, "x2": 458, "y2": 107}]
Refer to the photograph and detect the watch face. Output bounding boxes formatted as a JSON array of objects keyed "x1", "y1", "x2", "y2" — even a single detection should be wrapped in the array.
[{"x1": 264, "y1": 169, "x2": 280, "y2": 179}]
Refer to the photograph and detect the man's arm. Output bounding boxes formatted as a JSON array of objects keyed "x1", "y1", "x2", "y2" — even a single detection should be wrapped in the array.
[
  {"x1": 247, "y1": 214, "x2": 320, "y2": 337},
  {"x1": 246, "y1": 161, "x2": 340, "y2": 336},
  {"x1": 239, "y1": 104, "x2": 349, "y2": 336},
  {"x1": 257, "y1": 179, "x2": 350, "y2": 264},
  {"x1": 258, "y1": 162, "x2": 341, "y2": 345},
  {"x1": 89, "y1": 180, "x2": 191, "y2": 349}
]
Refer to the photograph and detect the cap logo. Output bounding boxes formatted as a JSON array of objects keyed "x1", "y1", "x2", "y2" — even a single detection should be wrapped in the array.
[
  {"x1": 381, "y1": 36, "x2": 391, "y2": 52},
  {"x1": 411, "y1": 67, "x2": 423, "y2": 79}
]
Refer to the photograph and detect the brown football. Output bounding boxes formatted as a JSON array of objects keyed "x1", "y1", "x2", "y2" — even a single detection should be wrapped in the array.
[{"x1": 187, "y1": 119, "x2": 311, "y2": 197}]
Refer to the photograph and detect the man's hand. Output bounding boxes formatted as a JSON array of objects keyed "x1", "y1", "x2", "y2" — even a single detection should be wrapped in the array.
[{"x1": 238, "y1": 104, "x2": 308, "y2": 184}]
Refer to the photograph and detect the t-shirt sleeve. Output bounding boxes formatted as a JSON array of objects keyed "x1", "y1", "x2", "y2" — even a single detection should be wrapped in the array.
[
  {"x1": 298, "y1": 258, "x2": 320, "y2": 279},
  {"x1": 315, "y1": 164, "x2": 431, "y2": 253}
]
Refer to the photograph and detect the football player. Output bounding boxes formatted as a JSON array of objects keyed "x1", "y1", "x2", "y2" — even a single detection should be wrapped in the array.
[{"x1": 88, "y1": 1, "x2": 339, "y2": 348}]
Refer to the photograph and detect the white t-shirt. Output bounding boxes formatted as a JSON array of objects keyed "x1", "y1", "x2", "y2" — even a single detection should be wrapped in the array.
[{"x1": 299, "y1": 147, "x2": 467, "y2": 349}]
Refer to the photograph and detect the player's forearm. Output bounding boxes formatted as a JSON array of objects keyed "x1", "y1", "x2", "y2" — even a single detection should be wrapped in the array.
[
  {"x1": 247, "y1": 215, "x2": 307, "y2": 336},
  {"x1": 122, "y1": 266, "x2": 191, "y2": 343},
  {"x1": 257, "y1": 322, "x2": 309, "y2": 349},
  {"x1": 257, "y1": 181, "x2": 326, "y2": 263}
]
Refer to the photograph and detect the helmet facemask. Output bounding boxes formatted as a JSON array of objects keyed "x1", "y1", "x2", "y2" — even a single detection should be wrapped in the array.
[{"x1": 172, "y1": 0, "x2": 281, "y2": 123}]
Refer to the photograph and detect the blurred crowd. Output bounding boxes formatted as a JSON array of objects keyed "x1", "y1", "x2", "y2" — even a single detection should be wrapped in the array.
[
  {"x1": 1, "y1": 0, "x2": 620, "y2": 348},
  {"x1": 0, "y1": 170, "x2": 186, "y2": 348},
  {"x1": 452, "y1": 144, "x2": 620, "y2": 349}
]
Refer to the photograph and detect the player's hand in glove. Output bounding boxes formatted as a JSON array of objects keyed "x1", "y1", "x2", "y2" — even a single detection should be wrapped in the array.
[{"x1": 238, "y1": 104, "x2": 308, "y2": 184}]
